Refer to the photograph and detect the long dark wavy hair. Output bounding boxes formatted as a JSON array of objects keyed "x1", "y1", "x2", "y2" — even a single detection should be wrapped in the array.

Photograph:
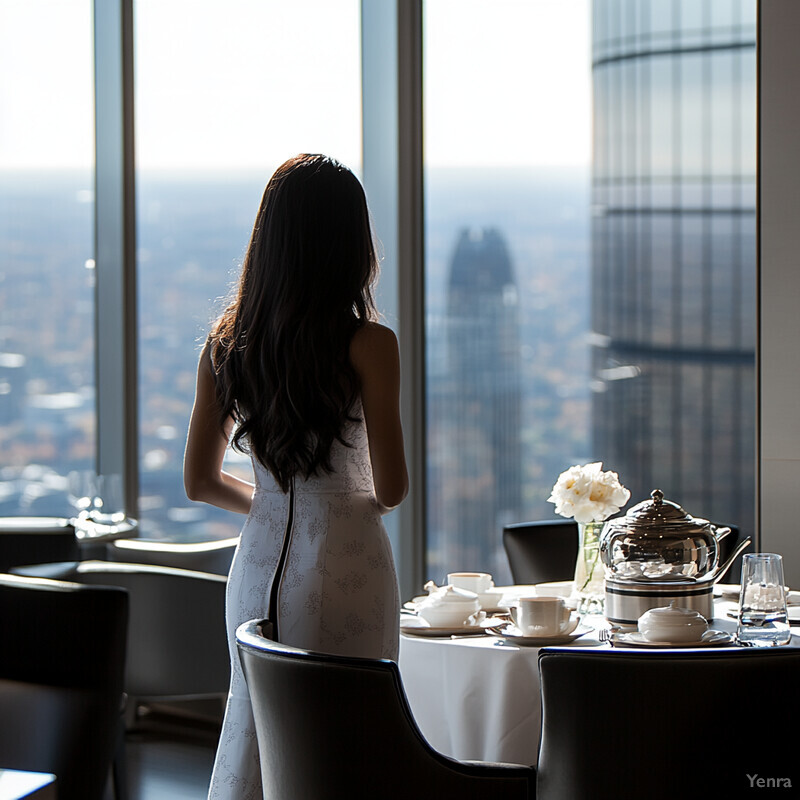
[{"x1": 208, "y1": 154, "x2": 379, "y2": 492}]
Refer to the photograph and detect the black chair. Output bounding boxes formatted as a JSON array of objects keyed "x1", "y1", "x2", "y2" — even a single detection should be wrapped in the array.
[
  {"x1": 0, "y1": 516, "x2": 79, "y2": 573},
  {"x1": 0, "y1": 572, "x2": 128, "y2": 800},
  {"x1": 105, "y1": 535, "x2": 237, "y2": 576},
  {"x1": 236, "y1": 620, "x2": 535, "y2": 799},
  {"x1": 503, "y1": 518, "x2": 747, "y2": 586},
  {"x1": 502, "y1": 519, "x2": 578, "y2": 585},
  {"x1": 11, "y1": 560, "x2": 230, "y2": 725},
  {"x1": 537, "y1": 645, "x2": 800, "y2": 800}
]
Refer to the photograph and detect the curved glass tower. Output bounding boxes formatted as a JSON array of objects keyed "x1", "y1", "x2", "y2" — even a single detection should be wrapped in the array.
[{"x1": 591, "y1": 0, "x2": 757, "y2": 533}]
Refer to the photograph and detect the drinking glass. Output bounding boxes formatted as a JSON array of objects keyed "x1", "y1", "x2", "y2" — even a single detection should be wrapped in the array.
[
  {"x1": 67, "y1": 470, "x2": 96, "y2": 519},
  {"x1": 737, "y1": 553, "x2": 791, "y2": 647},
  {"x1": 90, "y1": 473, "x2": 126, "y2": 525}
]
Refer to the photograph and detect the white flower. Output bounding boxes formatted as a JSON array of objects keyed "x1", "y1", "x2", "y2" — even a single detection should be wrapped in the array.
[{"x1": 547, "y1": 462, "x2": 630, "y2": 523}]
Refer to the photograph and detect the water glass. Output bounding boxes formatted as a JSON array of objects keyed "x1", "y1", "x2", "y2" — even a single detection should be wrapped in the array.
[
  {"x1": 67, "y1": 470, "x2": 96, "y2": 519},
  {"x1": 90, "y1": 473, "x2": 126, "y2": 524},
  {"x1": 737, "y1": 553, "x2": 791, "y2": 647}
]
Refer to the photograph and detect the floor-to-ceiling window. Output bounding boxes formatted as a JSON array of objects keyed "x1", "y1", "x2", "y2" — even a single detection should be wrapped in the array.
[
  {"x1": 0, "y1": 0, "x2": 757, "y2": 590},
  {"x1": 591, "y1": 0, "x2": 757, "y2": 538},
  {"x1": 0, "y1": 0, "x2": 96, "y2": 517},
  {"x1": 423, "y1": 0, "x2": 593, "y2": 584},
  {"x1": 423, "y1": 0, "x2": 756, "y2": 586},
  {"x1": 133, "y1": 0, "x2": 361, "y2": 540}
]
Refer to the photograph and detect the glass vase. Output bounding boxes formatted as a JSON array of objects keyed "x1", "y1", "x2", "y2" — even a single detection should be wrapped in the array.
[{"x1": 572, "y1": 520, "x2": 605, "y2": 615}]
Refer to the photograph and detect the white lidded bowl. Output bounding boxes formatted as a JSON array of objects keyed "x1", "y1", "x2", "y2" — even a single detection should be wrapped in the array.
[
  {"x1": 417, "y1": 585, "x2": 480, "y2": 627},
  {"x1": 638, "y1": 601, "x2": 708, "y2": 643}
]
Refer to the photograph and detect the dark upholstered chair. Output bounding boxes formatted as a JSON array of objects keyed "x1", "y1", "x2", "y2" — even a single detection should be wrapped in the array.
[
  {"x1": 105, "y1": 536, "x2": 237, "y2": 576},
  {"x1": 537, "y1": 645, "x2": 800, "y2": 800},
  {"x1": 236, "y1": 620, "x2": 536, "y2": 799},
  {"x1": 0, "y1": 516, "x2": 79, "y2": 573},
  {"x1": 0, "y1": 573, "x2": 128, "y2": 800},
  {"x1": 503, "y1": 518, "x2": 747, "y2": 585},
  {"x1": 502, "y1": 519, "x2": 578, "y2": 585},
  {"x1": 10, "y1": 560, "x2": 229, "y2": 724}
]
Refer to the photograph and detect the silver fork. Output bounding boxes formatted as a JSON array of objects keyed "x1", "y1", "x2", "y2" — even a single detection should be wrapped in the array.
[{"x1": 598, "y1": 627, "x2": 613, "y2": 644}]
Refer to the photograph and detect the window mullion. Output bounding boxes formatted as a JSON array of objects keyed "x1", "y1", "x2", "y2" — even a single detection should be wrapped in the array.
[{"x1": 93, "y1": 0, "x2": 138, "y2": 519}]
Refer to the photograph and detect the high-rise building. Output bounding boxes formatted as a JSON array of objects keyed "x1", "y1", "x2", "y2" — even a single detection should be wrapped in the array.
[
  {"x1": 429, "y1": 227, "x2": 522, "y2": 575},
  {"x1": 590, "y1": 0, "x2": 757, "y2": 532}
]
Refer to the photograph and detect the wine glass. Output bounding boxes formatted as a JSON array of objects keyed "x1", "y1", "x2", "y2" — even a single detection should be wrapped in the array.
[
  {"x1": 90, "y1": 473, "x2": 126, "y2": 525},
  {"x1": 67, "y1": 470, "x2": 96, "y2": 520}
]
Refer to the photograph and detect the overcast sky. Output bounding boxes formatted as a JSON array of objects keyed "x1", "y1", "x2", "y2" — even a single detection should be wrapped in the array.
[{"x1": 0, "y1": 0, "x2": 591, "y2": 171}]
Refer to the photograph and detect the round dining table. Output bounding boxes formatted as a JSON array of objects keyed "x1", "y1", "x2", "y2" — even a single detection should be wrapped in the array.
[{"x1": 396, "y1": 584, "x2": 798, "y2": 768}]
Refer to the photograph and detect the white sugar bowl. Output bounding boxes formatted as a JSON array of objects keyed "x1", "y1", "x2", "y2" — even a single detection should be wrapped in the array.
[
  {"x1": 638, "y1": 601, "x2": 708, "y2": 643},
  {"x1": 417, "y1": 585, "x2": 480, "y2": 628}
]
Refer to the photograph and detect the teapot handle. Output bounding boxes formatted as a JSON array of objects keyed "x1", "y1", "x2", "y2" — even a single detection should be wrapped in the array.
[{"x1": 713, "y1": 526, "x2": 732, "y2": 542}]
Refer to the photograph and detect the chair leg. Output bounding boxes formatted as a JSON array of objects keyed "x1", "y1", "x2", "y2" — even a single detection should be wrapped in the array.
[
  {"x1": 112, "y1": 727, "x2": 129, "y2": 800},
  {"x1": 113, "y1": 695, "x2": 129, "y2": 800}
]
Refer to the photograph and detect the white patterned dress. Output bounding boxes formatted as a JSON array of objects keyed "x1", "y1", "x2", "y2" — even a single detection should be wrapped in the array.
[{"x1": 207, "y1": 400, "x2": 400, "y2": 799}]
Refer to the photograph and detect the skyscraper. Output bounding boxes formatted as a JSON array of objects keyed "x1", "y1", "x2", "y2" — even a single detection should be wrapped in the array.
[
  {"x1": 590, "y1": 0, "x2": 757, "y2": 533},
  {"x1": 430, "y1": 227, "x2": 522, "y2": 575}
]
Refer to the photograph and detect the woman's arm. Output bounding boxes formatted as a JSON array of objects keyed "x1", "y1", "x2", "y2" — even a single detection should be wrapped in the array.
[
  {"x1": 183, "y1": 343, "x2": 254, "y2": 514},
  {"x1": 350, "y1": 322, "x2": 409, "y2": 513}
]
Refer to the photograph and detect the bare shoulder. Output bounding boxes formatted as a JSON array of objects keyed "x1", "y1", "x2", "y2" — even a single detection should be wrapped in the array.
[{"x1": 349, "y1": 321, "x2": 399, "y2": 368}]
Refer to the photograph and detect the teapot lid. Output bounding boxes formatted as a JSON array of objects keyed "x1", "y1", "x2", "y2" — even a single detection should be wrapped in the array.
[{"x1": 613, "y1": 488, "x2": 709, "y2": 534}]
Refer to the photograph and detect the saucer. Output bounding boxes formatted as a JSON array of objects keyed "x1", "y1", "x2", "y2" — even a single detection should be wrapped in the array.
[
  {"x1": 400, "y1": 619, "x2": 497, "y2": 638},
  {"x1": 613, "y1": 630, "x2": 734, "y2": 648},
  {"x1": 401, "y1": 624, "x2": 488, "y2": 637},
  {"x1": 400, "y1": 613, "x2": 503, "y2": 638},
  {"x1": 488, "y1": 624, "x2": 593, "y2": 647}
]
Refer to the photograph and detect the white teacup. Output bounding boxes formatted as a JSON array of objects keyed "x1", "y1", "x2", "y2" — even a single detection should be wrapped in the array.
[
  {"x1": 511, "y1": 597, "x2": 578, "y2": 637},
  {"x1": 447, "y1": 572, "x2": 494, "y2": 594}
]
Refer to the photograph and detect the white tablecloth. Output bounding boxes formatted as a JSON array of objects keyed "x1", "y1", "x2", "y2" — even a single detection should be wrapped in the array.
[
  {"x1": 398, "y1": 626, "x2": 603, "y2": 767},
  {"x1": 397, "y1": 593, "x2": 792, "y2": 768}
]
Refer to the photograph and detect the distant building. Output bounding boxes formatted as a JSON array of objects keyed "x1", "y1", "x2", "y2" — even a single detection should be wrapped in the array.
[
  {"x1": 431, "y1": 227, "x2": 522, "y2": 574},
  {"x1": 590, "y1": 1, "x2": 757, "y2": 532}
]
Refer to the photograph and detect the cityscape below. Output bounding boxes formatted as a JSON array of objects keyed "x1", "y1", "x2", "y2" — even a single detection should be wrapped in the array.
[{"x1": 0, "y1": 163, "x2": 755, "y2": 585}]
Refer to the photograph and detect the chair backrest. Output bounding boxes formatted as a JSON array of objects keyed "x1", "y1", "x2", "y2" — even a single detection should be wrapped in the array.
[
  {"x1": 106, "y1": 536, "x2": 238, "y2": 576},
  {"x1": 9, "y1": 560, "x2": 230, "y2": 699},
  {"x1": 0, "y1": 516, "x2": 79, "y2": 572},
  {"x1": 537, "y1": 646, "x2": 800, "y2": 800},
  {"x1": 502, "y1": 519, "x2": 578, "y2": 585},
  {"x1": 74, "y1": 561, "x2": 230, "y2": 698},
  {"x1": 0, "y1": 573, "x2": 128, "y2": 800},
  {"x1": 236, "y1": 620, "x2": 534, "y2": 800}
]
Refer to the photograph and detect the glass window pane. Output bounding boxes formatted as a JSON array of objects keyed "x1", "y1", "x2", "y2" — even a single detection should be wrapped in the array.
[
  {"x1": 134, "y1": 0, "x2": 361, "y2": 540},
  {"x1": 592, "y1": 0, "x2": 756, "y2": 543},
  {"x1": 424, "y1": 0, "x2": 593, "y2": 583},
  {"x1": 424, "y1": 0, "x2": 756, "y2": 586},
  {"x1": 0, "y1": 0, "x2": 95, "y2": 516}
]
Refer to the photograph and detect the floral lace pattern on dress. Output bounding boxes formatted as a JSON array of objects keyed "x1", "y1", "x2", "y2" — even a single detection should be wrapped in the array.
[{"x1": 207, "y1": 399, "x2": 400, "y2": 799}]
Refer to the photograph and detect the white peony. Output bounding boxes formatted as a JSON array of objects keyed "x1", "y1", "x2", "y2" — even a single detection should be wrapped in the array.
[{"x1": 547, "y1": 462, "x2": 631, "y2": 523}]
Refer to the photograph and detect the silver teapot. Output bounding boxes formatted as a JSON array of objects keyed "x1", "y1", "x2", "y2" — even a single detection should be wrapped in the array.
[{"x1": 600, "y1": 488, "x2": 732, "y2": 582}]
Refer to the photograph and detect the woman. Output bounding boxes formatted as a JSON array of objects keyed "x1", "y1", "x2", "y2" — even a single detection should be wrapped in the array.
[{"x1": 184, "y1": 154, "x2": 408, "y2": 799}]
